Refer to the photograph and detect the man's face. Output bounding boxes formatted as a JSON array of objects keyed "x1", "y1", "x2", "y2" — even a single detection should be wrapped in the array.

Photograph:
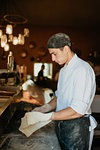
[{"x1": 48, "y1": 47, "x2": 68, "y2": 65}]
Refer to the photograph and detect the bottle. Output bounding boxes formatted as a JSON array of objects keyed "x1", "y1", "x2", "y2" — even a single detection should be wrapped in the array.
[{"x1": 7, "y1": 51, "x2": 14, "y2": 72}]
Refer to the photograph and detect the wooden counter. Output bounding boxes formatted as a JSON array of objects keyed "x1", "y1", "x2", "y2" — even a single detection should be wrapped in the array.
[
  {"x1": 0, "y1": 85, "x2": 21, "y2": 116},
  {"x1": 0, "y1": 98, "x2": 13, "y2": 116},
  {"x1": 0, "y1": 85, "x2": 22, "y2": 137}
]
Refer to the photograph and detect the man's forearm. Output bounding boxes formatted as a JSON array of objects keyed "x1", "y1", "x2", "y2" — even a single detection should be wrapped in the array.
[
  {"x1": 39, "y1": 96, "x2": 57, "y2": 113},
  {"x1": 51, "y1": 107, "x2": 82, "y2": 120},
  {"x1": 32, "y1": 96, "x2": 57, "y2": 113}
]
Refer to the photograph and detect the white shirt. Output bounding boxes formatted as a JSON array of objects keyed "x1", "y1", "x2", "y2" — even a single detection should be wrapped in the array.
[{"x1": 55, "y1": 54, "x2": 96, "y2": 115}]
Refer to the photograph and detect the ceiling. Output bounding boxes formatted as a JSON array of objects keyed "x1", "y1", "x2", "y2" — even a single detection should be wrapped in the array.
[{"x1": 0, "y1": 0, "x2": 100, "y2": 28}]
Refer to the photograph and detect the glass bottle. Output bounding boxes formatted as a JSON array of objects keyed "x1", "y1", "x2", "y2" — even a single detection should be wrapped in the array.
[{"x1": 7, "y1": 51, "x2": 14, "y2": 72}]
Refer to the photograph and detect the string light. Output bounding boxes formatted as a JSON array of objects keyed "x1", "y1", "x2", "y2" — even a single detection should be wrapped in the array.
[{"x1": 0, "y1": 15, "x2": 29, "y2": 51}]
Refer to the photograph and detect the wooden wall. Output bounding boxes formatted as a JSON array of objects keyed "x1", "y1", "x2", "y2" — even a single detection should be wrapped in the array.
[{"x1": 0, "y1": 26, "x2": 100, "y2": 78}]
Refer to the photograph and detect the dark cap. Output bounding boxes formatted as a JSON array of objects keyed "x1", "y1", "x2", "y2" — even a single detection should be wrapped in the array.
[{"x1": 47, "y1": 33, "x2": 71, "y2": 48}]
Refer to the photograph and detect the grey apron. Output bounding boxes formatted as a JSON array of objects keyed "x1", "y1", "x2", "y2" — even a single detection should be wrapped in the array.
[{"x1": 55, "y1": 116, "x2": 90, "y2": 150}]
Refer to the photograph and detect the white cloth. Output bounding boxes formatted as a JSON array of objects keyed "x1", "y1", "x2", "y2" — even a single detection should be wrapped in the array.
[
  {"x1": 89, "y1": 115, "x2": 97, "y2": 150},
  {"x1": 89, "y1": 129, "x2": 94, "y2": 150},
  {"x1": 43, "y1": 88, "x2": 55, "y2": 104},
  {"x1": 22, "y1": 80, "x2": 34, "y2": 90},
  {"x1": 19, "y1": 111, "x2": 53, "y2": 137}
]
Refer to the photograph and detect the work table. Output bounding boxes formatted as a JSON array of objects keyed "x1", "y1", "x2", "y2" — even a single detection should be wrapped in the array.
[
  {"x1": 0, "y1": 98, "x2": 61, "y2": 149},
  {"x1": 0, "y1": 85, "x2": 61, "y2": 150},
  {"x1": 0, "y1": 122, "x2": 61, "y2": 150}
]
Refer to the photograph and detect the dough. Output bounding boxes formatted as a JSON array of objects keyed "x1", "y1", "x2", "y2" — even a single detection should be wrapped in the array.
[
  {"x1": 19, "y1": 120, "x2": 51, "y2": 137},
  {"x1": 19, "y1": 111, "x2": 52, "y2": 137}
]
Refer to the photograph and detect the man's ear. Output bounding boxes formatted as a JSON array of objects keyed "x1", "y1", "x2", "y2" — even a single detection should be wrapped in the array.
[{"x1": 64, "y1": 45, "x2": 69, "y2": 53}]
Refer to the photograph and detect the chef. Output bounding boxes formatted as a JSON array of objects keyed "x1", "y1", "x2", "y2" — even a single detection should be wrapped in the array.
[{"x1": 32, "y1": 33, "x2": 97, "y2": 150}]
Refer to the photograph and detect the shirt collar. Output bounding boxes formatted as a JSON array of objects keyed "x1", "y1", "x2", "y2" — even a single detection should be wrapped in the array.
[{"x1": 64, "y1": 53, "x2": 78, "y2": 69}]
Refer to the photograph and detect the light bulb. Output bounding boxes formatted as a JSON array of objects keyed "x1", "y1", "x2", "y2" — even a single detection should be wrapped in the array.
[
  {"x1": 18, "y1": 34, "x2": 25, "y2": 45},
  {"x1": 6, "y1": 24, "x2": 13, "y2": 34},
  {"x1": 4, "y1": 43, "x2": 9, "y2": 51},
  {"x1": 0, "y1": 30, "x2": 3, "y2": 38},
  {"x1": 13, "y1": 36, "x2": 18, "y2": 45}
]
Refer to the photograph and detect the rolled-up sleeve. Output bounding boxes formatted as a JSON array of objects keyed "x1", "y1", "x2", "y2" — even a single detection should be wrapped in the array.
[{"x1": 71, "y1": 67, "x2": 95, "y2": 115}]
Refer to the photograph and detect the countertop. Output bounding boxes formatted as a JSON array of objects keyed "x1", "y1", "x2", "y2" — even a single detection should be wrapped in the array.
[
  {"x1": 0, "y1": 85, "x2": 21, "y2": 115},
  {"x1": 0, "y1": 121, "x2": 61, "y2": 150}
]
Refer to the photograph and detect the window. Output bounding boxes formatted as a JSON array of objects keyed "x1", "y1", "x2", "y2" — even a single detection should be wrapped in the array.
[{"x1": 33, "y1": 63, "x2": 53, "y2": 80}]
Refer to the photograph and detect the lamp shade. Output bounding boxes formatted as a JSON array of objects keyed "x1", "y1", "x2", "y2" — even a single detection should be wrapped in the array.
[
  {"x1": 1, "y1": 34, "x2": 7, "y2": 47},
  {"x1": 4, "y1": 43, "x2": 9, "y2": 51},
  {"x1": 6, "y1": 24, "x2": 13, "y2": 34},
  {"x1": 0, "y1": 30, "x2": 3, "y2": 38},
  {"x1": 13, "y1": 36, "x2": 18, "y2": 45},
  {"x1": 18, "y1": 34, "x2": 25, "y2": 45}
]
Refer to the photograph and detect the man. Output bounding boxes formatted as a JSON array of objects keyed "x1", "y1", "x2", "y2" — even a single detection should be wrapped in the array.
[
  {"x1": 33, "y1": 33, "x2": 97, "y2": 150},
  {"x1": 36, "y1": 64, "x2": 45, "y2": 86}
]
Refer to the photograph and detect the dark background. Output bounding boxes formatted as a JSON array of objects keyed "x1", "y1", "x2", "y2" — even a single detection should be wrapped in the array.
[{"x1": 0, "y1": 0, "x2": 100, "y2": 76}]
